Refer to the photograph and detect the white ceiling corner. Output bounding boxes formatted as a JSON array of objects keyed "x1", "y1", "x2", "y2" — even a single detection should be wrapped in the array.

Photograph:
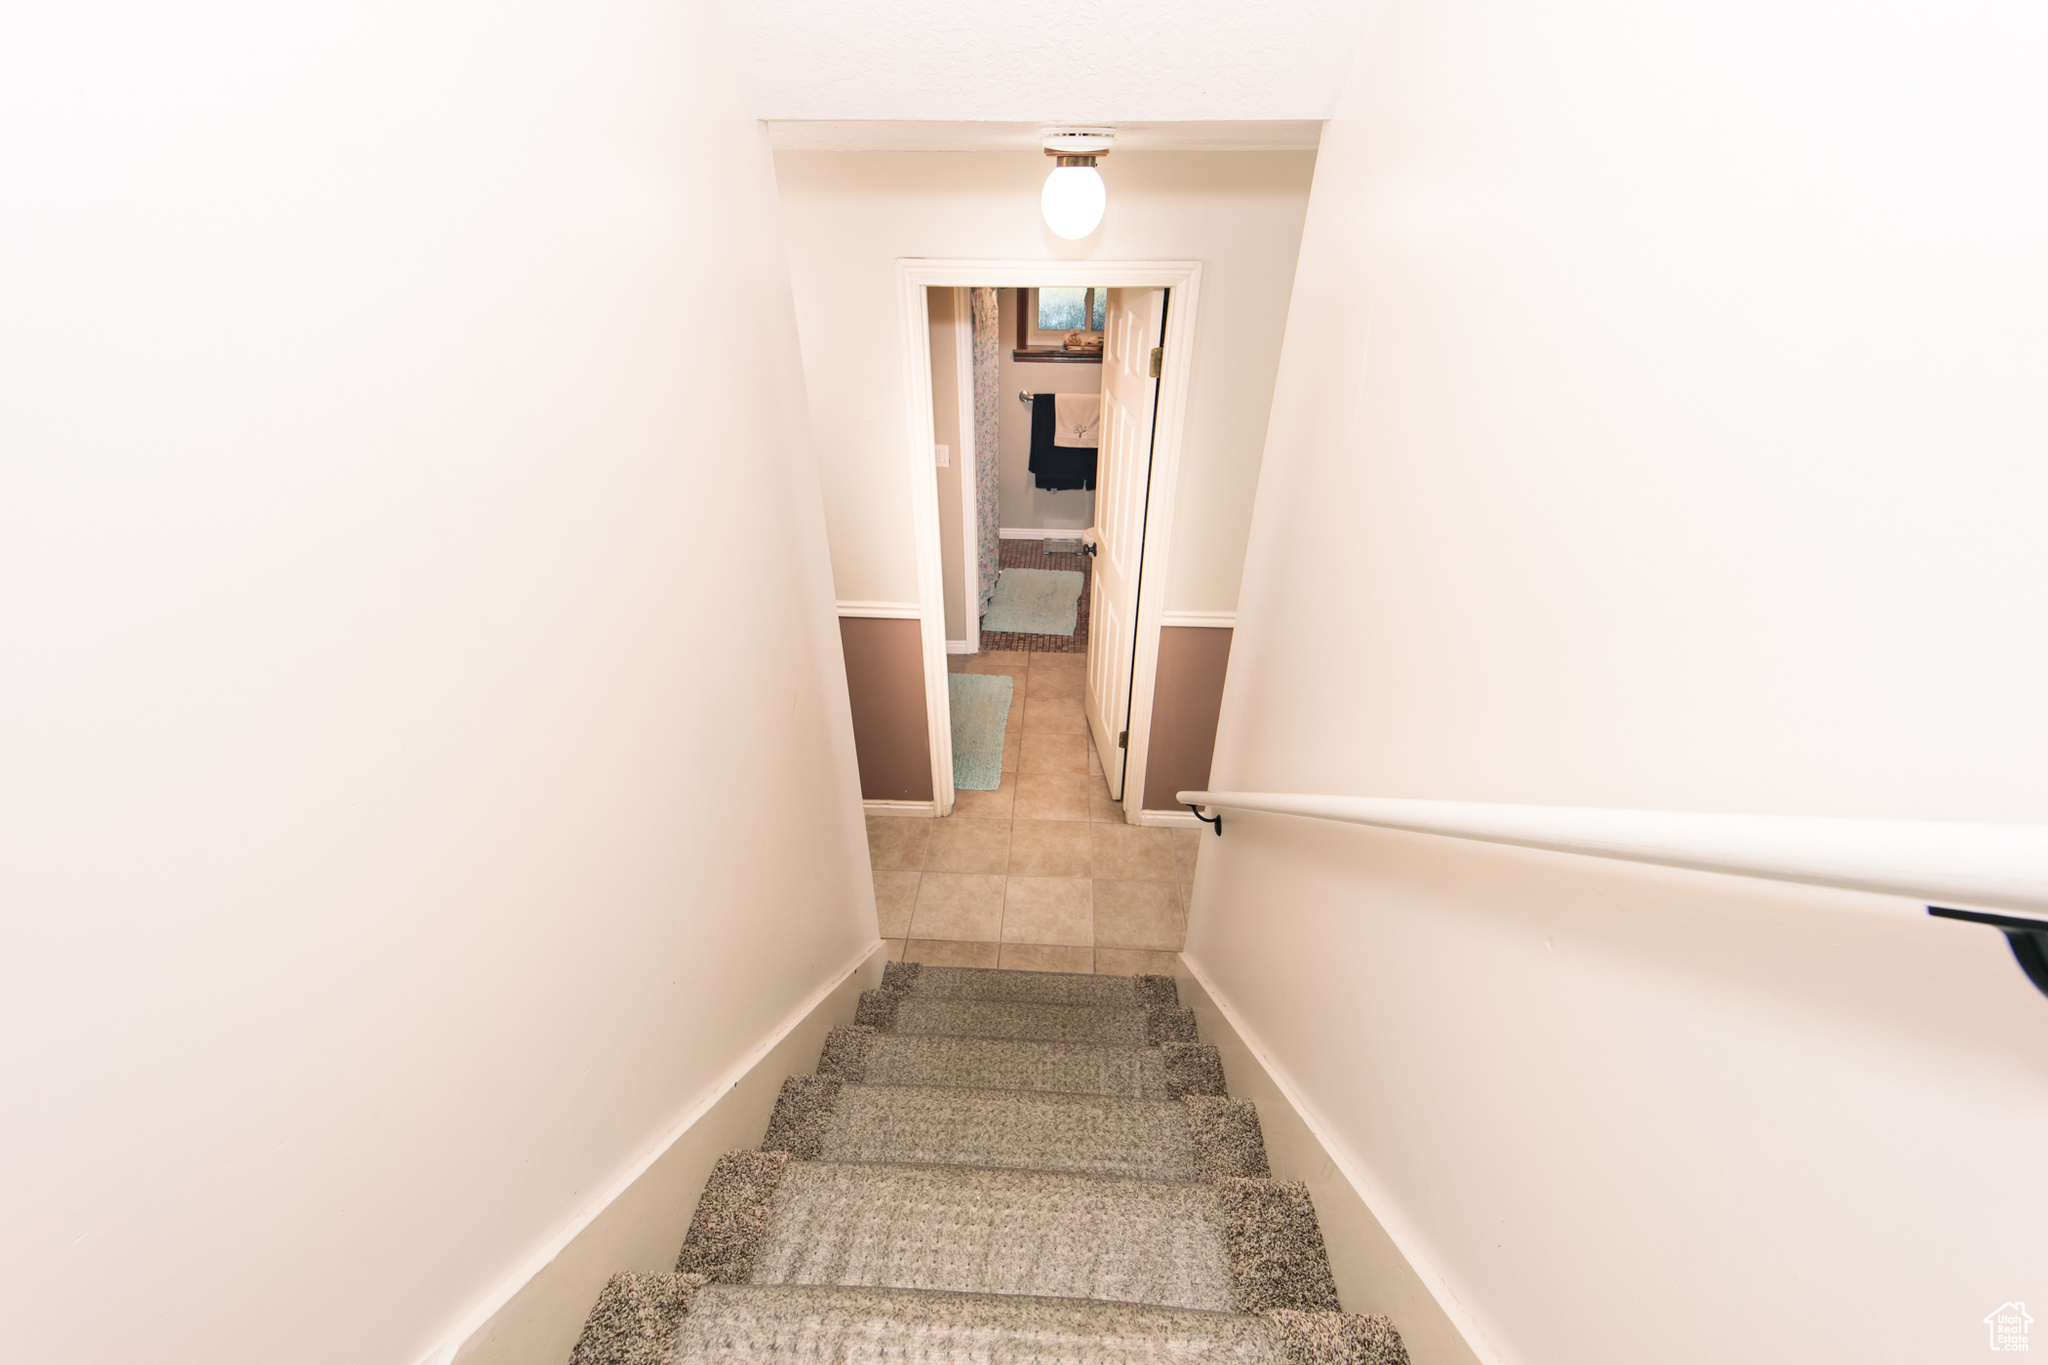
[{"x1": 711, "y1": 0, "x2": 1371, "y2": 124}]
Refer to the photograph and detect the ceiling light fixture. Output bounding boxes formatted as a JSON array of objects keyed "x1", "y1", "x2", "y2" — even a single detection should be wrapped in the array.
[{"x1": 1040, "y1": 130, "x2": 1114, "y2": 239}]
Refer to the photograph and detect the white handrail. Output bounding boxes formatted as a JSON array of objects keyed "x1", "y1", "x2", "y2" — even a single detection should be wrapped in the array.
[{"x1": 1176, "y1": 790, "x2": 2048, "y2": 918}]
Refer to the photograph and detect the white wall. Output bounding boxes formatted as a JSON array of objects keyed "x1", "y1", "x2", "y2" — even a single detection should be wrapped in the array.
[
  {"x1": 999, "y1": 289, "x2": 1101, "y2": 532},
  {"x1": 0, "y1": 5, "x2": 874, "y2": 1364},
  {"x1": 1192, "y1": 2, "x2": 2048, "y2": 1363},
  {"x1": 773, "y1": 151, "x2": 1315, "y2": 617}
]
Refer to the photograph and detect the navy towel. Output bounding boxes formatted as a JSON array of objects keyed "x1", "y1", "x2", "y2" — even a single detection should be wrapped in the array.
[{"x1": 1029, "y1": 393, "x2": 1097, "y2": 492}]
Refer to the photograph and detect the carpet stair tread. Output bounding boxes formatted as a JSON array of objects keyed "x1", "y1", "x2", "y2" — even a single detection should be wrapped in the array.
[
  {"x1": 750, "y1": 1160, "x2": 1238, "y2": 1312},
  {"x1": 890, "y1": 997, "x2": 1154, "y2": 1045},
  {"x1": 839, "y1": 1031, "x2": 1175, "y2": 1098},
  {"x1": 671, "y1": 1283, "x2": 1290, "y2": 1363},
  {"x1": 890, "y1": 964, "x2": 1165, "y2": 1009},
  {"x1": 815, "y1": 1083, "x2": 1197, "y2": 1179},
  {"x1": 572, "y1": 966, "x2": 1410, "y2": 1365}
]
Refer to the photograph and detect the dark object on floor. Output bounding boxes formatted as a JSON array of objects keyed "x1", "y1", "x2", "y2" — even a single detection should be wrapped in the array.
[
  {"x1": 575, "y1": 964, "x2": 1411, "y2": 1364},
  {"x1": 1031, "y1": 392, "x2": 1097, "y2": 490}
]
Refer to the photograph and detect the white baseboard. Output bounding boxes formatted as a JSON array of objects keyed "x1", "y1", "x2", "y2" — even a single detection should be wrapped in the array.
[
  {"x1": 946, "y1": 640, "x2": 975, "y2": 655},
  {"x1": 836, "y1": 600, "x2": 921, "y2": 619},
  {"x1": 864, "y1": 799, "x2": 937, "y2": 817},
  {"x1": 1159, "y1": 610, "x2": 1236, "y2": 629},
  {"x1": 440, "y1": 941, "x2": 887, "y2": 1365},
  {"x1": 1132, "y1": 808, "x2": 1205, "y2": 830},
  {"x1": 999, "y1": 526, "x2": 1096, "y2": 543},
  {"x1": 1175, "y1": 955, "x2": 1498, "y2": 1365}
]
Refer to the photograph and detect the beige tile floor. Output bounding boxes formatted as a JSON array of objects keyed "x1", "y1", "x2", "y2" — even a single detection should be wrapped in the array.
[{"x1": 864, "y1": 649, "x2": 1203, "y2": 974}]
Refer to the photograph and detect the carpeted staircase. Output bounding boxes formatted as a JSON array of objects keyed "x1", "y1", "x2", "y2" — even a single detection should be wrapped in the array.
[{"x1": 569, "y1": 962, "x2": 1410, "y2": 1364}]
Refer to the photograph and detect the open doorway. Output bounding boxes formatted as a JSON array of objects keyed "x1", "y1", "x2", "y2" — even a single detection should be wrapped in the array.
[
  {"x1": 982, "y1": 284, "x2": 1104, "y2": 660},
  {"x1": 898, "y1": 260, "x2": 1199, "y2": 820}
]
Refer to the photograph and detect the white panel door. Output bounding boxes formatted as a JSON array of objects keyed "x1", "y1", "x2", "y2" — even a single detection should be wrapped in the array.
[{"x1": 1086, "y1": 287, "x2": 1166, "y2": 800}]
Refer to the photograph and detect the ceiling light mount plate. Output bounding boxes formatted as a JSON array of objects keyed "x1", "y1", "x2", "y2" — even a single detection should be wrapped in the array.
[{"x1": 1042, "y1": 128, "x2": 1116, "y2": 159}]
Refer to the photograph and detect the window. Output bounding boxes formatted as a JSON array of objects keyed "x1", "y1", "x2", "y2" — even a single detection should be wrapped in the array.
[
  {"x1": 1038, "y1": 287, "x2": 1107, "y2": 334},
  {"x1": 1016, "y1": 287, "x2": 1109, "y2": 362}
]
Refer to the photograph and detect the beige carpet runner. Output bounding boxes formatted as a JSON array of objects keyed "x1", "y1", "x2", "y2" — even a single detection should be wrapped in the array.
[{"x1": 569, "y1": 963, "x2": 1411, "y2": 1364}]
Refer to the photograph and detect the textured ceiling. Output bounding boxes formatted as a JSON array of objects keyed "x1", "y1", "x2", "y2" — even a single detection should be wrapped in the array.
[{"x1": 709, "y1": 0, "x2": 1374, "y2": 122}]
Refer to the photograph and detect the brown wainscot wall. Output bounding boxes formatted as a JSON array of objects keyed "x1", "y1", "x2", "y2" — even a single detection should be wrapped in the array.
[
  {"x1": 838, "y1": 617, "x2": 933, "y2": 802},
  {"x1": 1141, "y1": 625, "x2": 1233, "y2": 812}
]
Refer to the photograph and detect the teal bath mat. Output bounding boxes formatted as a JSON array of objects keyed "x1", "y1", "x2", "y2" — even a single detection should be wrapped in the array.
[
  {"x1": 949, "y1": 673, "x2": 1013, "y2": 791},
  {"x1": 980, "y1": 568, "x2": 1084, "y2": 636}
]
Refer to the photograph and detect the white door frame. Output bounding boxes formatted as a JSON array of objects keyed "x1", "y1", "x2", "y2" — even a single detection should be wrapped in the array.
[{"x1": 896, "y1": 259, "x2": 1204, "y2": 818}]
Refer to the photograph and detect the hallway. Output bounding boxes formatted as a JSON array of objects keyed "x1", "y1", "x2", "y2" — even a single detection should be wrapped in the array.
[{"x1": 866, "y1": 649, "x2": 1200, "y2": 971}]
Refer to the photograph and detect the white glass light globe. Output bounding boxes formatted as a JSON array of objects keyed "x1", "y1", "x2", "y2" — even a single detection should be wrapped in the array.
[{"x1": 1041, "y1": 165, "x2": 1106, "y2": 239}]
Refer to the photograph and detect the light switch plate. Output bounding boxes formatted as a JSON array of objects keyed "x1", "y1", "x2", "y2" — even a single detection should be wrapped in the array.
[{"x1": 934, "y1": 443, "x2": 950, "y2": 467}]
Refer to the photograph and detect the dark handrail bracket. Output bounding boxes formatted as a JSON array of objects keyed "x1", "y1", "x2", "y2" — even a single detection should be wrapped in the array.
[
  {"x1": 1186, "y1": 803, "x2": 1222, "y2": 836},
  {"x1": 1929, "y1": 906, "x2": 2048, "y2": 999}
]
